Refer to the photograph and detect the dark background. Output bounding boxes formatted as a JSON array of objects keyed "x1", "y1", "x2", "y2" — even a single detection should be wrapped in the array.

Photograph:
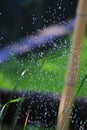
[{"x1": 0, "y1": 0, "x2": 78, "y2": 47}]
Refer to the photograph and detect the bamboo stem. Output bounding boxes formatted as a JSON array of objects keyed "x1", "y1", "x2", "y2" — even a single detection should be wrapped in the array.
[{"x1": 57, "y1": 0, "x2": 87, "y2": 130}]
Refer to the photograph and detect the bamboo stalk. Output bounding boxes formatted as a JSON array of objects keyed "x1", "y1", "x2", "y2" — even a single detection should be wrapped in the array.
[{"x1": 57, "y1": 0, "x2": 87, "y2": 130}]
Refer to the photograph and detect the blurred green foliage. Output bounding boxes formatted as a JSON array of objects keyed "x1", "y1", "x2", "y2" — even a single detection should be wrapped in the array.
[{"x1": 0, "y1": 35, "x2": 87, "y2": 97}]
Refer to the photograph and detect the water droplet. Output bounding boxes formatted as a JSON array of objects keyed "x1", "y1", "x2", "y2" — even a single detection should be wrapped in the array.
[
  {"x1": 59, "y1": 6, "x2": 62, "y2": 10},
  {"x1": 21, "y1": 69, "x2": 27, "y2": 77}
]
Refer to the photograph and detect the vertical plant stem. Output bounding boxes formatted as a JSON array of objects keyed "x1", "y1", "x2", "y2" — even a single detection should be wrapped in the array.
[{"x1": 57, "y1": 0, "x2": 87, "y2": 130}]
